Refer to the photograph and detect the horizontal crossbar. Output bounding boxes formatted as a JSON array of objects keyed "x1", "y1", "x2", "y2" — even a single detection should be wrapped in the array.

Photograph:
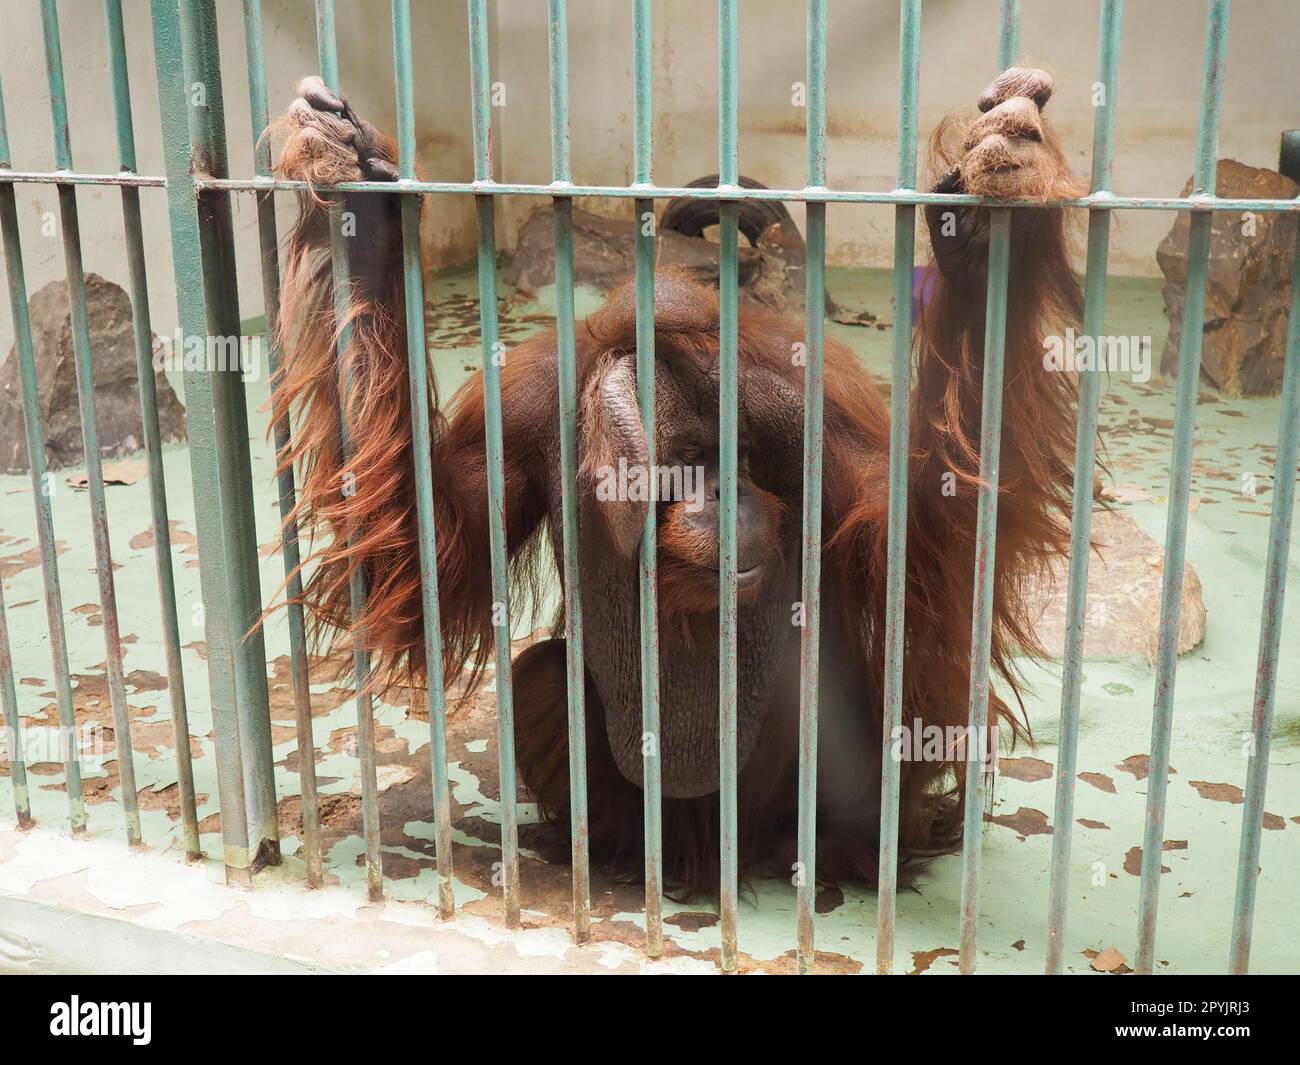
[{"x1": 4, "y1": 168, "x2": 1292, "y2": 214}]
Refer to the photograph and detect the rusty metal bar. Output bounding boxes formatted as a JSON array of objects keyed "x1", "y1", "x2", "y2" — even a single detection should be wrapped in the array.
[
  {"x1": 1045, "y1": 0, "x2": 1123, "y2": 974},
  {"x1": 716, "y1": 0, "x2": 741, "y2": 976},
  {"x1": 152, "y1": 0, "x2": 280, "y2": 886},
  {"x1": 314, "y1": 0, "x2": 384, "y2": 902},
  {"x1": 104, "y1": 0, "x2": 201, "y2": 861},
  {"x1": 41, "y1": 0, "x2": 143, "y2": 849},
  {"x1": 389, "y1": 0, "x2": 455, "y2": 918},
  {"x1": 1136, "y1": 0, "x2": 1231, "y2": 975},
  {"x1": 632, "y1": 0, "x2": 664, "y2": 960},
  {"x1": 1229, "y1": 211, "x2": 1300, "y2": 974},
  {"x1": 794, "y1": 0, "x2": 827, "y2": 977},
  {"x1": 876, "y1": 0, "x2": 921, "y2": 977},
  {"x1": 468, "y1": 0, "x2": 521, "y2": 928},
  {"x1": 546, "y1": 0, "x2": 592, "y2": 943},
  {"x1": 0, "y1": 63, "x2": 85, "y2": 836},
  {"x1": 242, "y1": 0, "x2": 323, "y2": 886},
  {"x1": 0, "y1": 573, "x2": 32, "y2": 829}
]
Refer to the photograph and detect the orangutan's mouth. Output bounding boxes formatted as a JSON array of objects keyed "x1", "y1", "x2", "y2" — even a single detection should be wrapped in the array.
[{"x1": 698, "y1": 561, "x2": 765, "y2": 592}]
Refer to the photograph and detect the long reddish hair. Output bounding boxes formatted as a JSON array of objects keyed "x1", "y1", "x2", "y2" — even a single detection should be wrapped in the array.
[{"x1": 265, "y1": 67, "x2": 1084, "y2": 887}]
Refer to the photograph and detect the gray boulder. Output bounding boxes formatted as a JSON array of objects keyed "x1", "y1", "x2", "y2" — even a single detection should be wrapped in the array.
[
  {"x1": 0, "y1": 273, "x2": 186, "y2": 473},
  {"x1": 1157, "y1": 160, "x2": 1298, "y2": 396},
  {"x1": 1024, "y1": 509, "x2": 1206, "y2": 663}
]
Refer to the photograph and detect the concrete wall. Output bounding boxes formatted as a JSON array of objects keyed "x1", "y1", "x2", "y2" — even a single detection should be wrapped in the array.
[
  {"x1": 489, "y1": 0, "x2": 1299, "y2": 274},
  {"x1": 0, "y1": 0, "x2": 477, "y2": 354},
  {"x1": 1, "y1": 0, "x2": 1297, "y2": 355}
]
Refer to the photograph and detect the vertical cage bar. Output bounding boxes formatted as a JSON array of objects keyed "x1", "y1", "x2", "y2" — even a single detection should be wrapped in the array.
[
  {"x1": 1045, "y1": 0, "x2": 1122, "y2": 975},
  {"x1": 546, "y1": 0, "x2": 591, "y2": 943},
  {"x1": 390, "y1": 0, "x2": 455, "y2": 918},
  {"x1": 156, "y1": 0, "x2": 286, "y2": 884},
  {"x1": 0, "y1": 68, "x2": 85, "y2": 836},
  {"x1": 0, "y1": 575, "x2": 32, "y2": 828},
  {"x1": 191, "y1": 0, "x2": 284, "y2": 868},
  {"x1": 103, "y1": 0, "x2": 139, "y2": 172},
  {"x1": 997, "y1": 0, "x2": 1021, "y2": 67},
  {"x1": 468, "y1": 0, "x2": 521, "y2": 927},
  {"x1": 151, "y1": 0, "x2": 257, "y2": 885},
  {"x1": 632, "y1": 0, "x2": 663, "y2": 958},
  {"x1": 794, "y1": 0, "x2": 826, "y2": 977},
  {"x1": 243, "y1": 0, "x2": 323, "y2": 886},
  {"x1": 1229, "y1": 222, "x2": 1300, "y2": 974},
  {"x1": 717, "y1": 0, "x2": 740, "y2": 974},
  {"x1": 104, "y1": 0, "x2": 201, "y2": 861},
  {"x1": 41, "y1": 0, "x2": 142, "y2": 849},
  {"x1": 956, "y1": 208, "x2": 1012, "y2": 976},
  {"x1": 314, "y1": 0, "x2": 383, "y2": 903},
  {"x1": 956, "y1": 0, "x2": 1021, "y2": 977},
  {"x1": 876, "y1": 0, "x2": 921, "y2": 976},
  {"x1": 1136, "y1": 0, "x2": 1231, "y2": 975}
]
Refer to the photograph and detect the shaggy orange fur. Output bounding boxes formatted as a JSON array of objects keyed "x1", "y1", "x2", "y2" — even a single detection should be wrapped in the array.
[{"x1": 264, "y1": 68, "x2": 1085, "y2": 891}]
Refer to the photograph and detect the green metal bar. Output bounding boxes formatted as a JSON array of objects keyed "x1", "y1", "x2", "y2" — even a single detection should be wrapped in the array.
[
  {"x1": 468, "y1": 0, "x2": 493, "y2": 184},
  {"x1": 314, "y1": 0, "x2": 339, "y2": 89},
  {"x1": 315, "y1": 0, "x2": 383, "y2": 903},
  {"x1": 0, "y1": 572, "x2": 32, "y2": 828},
  {"x1": 876, "y1": 0, "x2": 921, "y2": 977},
  {"x1": 717, "y1": 0, "x2": 739, "y2": 975},
  {"x1": 956, "y1": 208, "x2": 1012, "y2": 975},
  {"x1": 1045, "y1": 0, "x2": 1122, "y2": 975},
  {"x1": 546, "y1": 0, "x2": 591, "y2": 944},
  {"x1": 468, "y1": 0, "x2": 520, "y2": 927},
  {"x1": 40, "y1": 0, "x2": 72, "y2": 172},
  {"x1": 243, "y1": 0, "x2": 322, "y2": 886},
  {"x1": 794, "y1": 0, "x2": 826, "y2": 978},
  {"x1": 1136, "y1": 0, "x2": 1231, "y2": 976},
  {"x1": 633, "y1": 1, "x2": 653, "y2": 190},
  {"x1": 189, "y1": 175, "x2": 1300, "y2": 215},
  {"x1": 152, "y1": 0, "x2": 256, "y2": 886},
  {"x1": 0, "y1": 170, "x2": 166, "y2": 188},
  {"x1": 103, "y1": 0, "x2": 138, "y2": 173},
  {"x1": 390, "y1": 0, "x2": 454, "y2": 918},
  {"x1": 1229, "y1": 219, "x2": 1300, "y2": 974},
  {"x1": 105, "y1": 0, "x2": 201, "y2": 861},
  {"x1": 956, "y1": 0, "x2": 1020, "y2": 978},
  {"x1": 186, "y1": 0, "x2": 283, "y2": 870},
  {"x1": 632, "y1": 0, "x2": 662, "y2": 959},
  {"x1": 195, "y1": 0, "x2": 281, "y2": 870},
  {"x1": 718, "y1": 0, "x2": 738, "y2": 189},
  {"x1": 42, "y1": 0, "x2": 143, "y2": 849},
  {"x1": 547, "y1": 1, "x2": 572, "y2": 185},
  {"x1": 998, "y1": 0, "x2": 1021, "y2": 67},
  {"x1": 0, "y1": 69, "x2": 85, "y2": 837}
]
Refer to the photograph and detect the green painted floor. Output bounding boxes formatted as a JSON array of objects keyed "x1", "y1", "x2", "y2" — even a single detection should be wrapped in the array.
[{"x1": 0, "y1": 269, "x2": 1296, "y2": 974}]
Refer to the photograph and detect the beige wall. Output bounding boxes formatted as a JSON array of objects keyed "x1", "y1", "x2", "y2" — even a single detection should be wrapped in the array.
[
  {"x1": 490, "y1": 0, "x2": 1300, "y2": 274},
  {"x1": 0, "y1": 0, "x2": 476, "y2": 353},
  {"x1": 2, "y1": 0, "x2": 1297, "y2": 356}
]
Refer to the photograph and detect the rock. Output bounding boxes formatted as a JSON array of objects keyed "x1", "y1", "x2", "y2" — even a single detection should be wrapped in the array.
[
  {"x1": 0, "y1": 273, "x2": 186, "y2": 473},
  {"x1": 504, "y1": 202, "x2": 828, "y2": 315},
  {"x1": 1024, "y1": 509, "x2": 1206, "y2": 663},
  {"x1": 1156, "y1": 160, "x2": 1299, "y2": 396}
]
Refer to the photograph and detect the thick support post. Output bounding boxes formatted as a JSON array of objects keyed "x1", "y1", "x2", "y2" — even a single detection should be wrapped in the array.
[{"x1": 151, "y1": 0, "x2": 279, "y2": 885}]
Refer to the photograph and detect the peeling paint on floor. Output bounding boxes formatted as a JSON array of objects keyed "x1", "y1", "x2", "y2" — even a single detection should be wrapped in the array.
[{"x1": 0, "y1": 270, "x2": 1296, "y2": 974}]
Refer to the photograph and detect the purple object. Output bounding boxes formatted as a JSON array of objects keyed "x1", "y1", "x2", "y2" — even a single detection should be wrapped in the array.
[{"x1": 911, "y1": 265, "x2": 939, "y2": 321}]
